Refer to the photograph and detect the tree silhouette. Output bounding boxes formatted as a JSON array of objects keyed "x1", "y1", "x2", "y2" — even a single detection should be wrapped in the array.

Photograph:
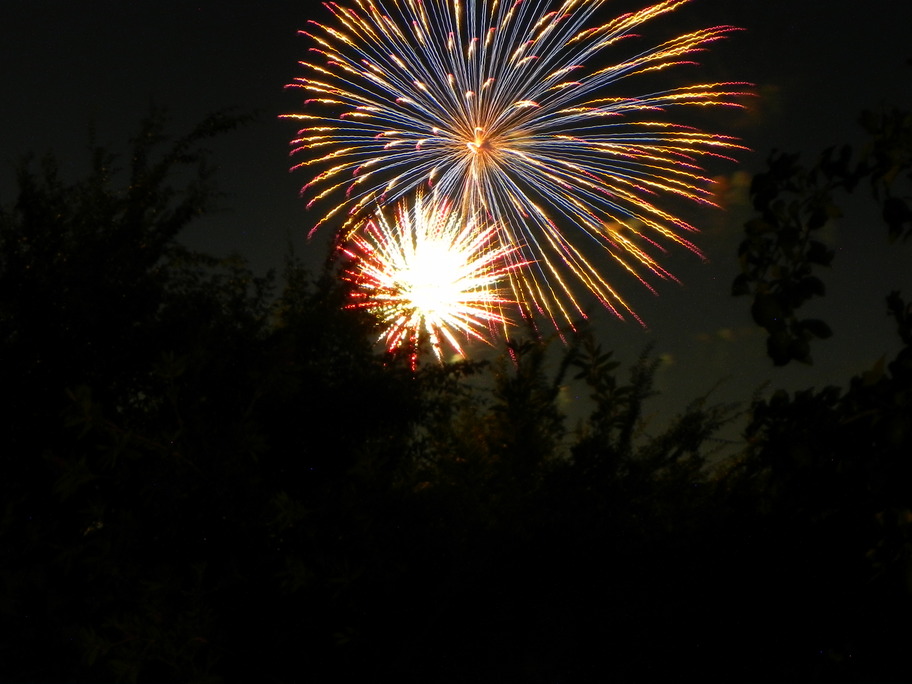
[
  {"x1": 3, "y1": 108, "x2": 912, "y2": 683},
  {"x1": 734, "y1": 104, "x2": 912, "y2": 365},
  {"x1": 727, "y1": 98, "x2": 912, "y2": 679}
]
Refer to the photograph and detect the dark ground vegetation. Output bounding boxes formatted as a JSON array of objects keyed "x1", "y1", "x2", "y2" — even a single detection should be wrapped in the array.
[{"x1": 2, "y1": 107, "x2": 911, "y2": 683}]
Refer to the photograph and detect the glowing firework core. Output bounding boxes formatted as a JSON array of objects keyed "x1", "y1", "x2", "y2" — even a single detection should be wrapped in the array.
[
  {"x1": 399, "y1": 243, "x2": 467, "y2": 315},
  {"x1": 343, "y1": 195, "x2": 523, "y2": 365},
  {"x1": 467, "y1": 127, "x2": 492, "y2": 154}
]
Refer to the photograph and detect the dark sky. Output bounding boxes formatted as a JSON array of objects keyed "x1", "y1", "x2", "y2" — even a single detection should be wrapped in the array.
[{"x1": 2, "y1": 0, "x2": 911, "y2": 429}]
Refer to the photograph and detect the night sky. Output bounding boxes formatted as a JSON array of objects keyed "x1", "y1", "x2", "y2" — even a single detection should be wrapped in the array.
[{"x1": 2, "y1": 0, "x2": 911, "y2": 430}]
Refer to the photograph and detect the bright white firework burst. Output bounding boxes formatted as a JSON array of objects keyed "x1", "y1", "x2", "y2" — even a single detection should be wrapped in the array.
[
  {"x1": 285, "y1": 0, "x2": 750, "y2": 326},
  {"x1": 341, "y1": 194, "x2": 524, "y2": 365}
]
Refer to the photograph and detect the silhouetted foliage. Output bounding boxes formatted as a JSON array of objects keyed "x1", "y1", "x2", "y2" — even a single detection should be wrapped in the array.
[
  {"x1": 723, "y1": 97, "x2": 912, "y2": 678},
  {"x1": 735, "y1": 104, "x2": 912, "y2": 365},
  {"x1": 3, "y1": 111, "x2": 912, "y2": 684},
  {"x1": 721, "y1": 297, "x2": 912, "y2": 679}
]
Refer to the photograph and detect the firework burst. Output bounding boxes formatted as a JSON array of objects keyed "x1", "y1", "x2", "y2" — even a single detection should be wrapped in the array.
[
  {"x1": 285, "y1": 0, "x2": 749, "y2": 325},
  {"x1": 342, "y1": 194, "x2": 522, "y2": 365}
]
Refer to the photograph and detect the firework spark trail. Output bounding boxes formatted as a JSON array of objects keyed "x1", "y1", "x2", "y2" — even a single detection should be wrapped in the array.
[
  {"x1": 342, "y1": 194, "x2": 523, "y2": 366},
  {"x1": 285, "y1": 0, "x2": 750, "y2": 326}
]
